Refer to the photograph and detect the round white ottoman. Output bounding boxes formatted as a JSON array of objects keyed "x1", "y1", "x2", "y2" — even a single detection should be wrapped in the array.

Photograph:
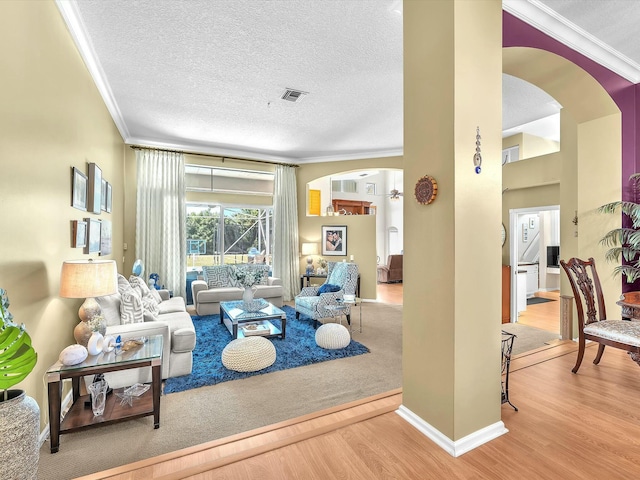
[
  {"x1": 315, "y1": 323, "x2": 351, "y2": 349},
  {"x1": 221, "y1": 336, "x2": 276, "y2": 372}
]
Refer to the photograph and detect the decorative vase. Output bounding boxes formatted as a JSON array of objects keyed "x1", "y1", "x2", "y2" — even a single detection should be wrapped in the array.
[
  {"x1": 242, "y1": 286, "x2": 255, "y2": 304},
  {"x1": 242, "y1": 286, "x2": 262, "y2": 312},
  {"x1": 0, "y1": 390, "x2": 40, "y2": 480}
]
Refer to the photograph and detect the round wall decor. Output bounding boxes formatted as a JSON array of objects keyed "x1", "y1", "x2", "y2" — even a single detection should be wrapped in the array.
[{"x1": 414, "y1": 175, "x2": 438, "y2": 205}]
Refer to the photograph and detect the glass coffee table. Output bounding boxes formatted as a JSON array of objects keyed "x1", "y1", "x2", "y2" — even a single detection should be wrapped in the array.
[{"x1": 219, "y1": 300, "x2": 287, "y2": 339}]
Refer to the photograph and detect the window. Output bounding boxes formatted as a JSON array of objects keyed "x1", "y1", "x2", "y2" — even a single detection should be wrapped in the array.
[
  {"x1": 185, "y1": 165, "x2": 274, "y2": 195},
  {"x1": 186, "y1": 204, "x2": 273, "y2": 268}
]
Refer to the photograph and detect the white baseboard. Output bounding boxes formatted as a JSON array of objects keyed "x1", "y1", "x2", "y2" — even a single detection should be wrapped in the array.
[
  {"x1": 39, "y1": 389, "x2": 73, "y2": 448},
  {"x1": 396, "y1": 405, "x2": 508, "y2": 457}
]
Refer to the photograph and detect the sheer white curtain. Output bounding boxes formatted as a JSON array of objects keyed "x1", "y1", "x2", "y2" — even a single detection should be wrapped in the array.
[
  {"x1": 135, "y1": 149, "x2": 186, "y2": 298},
  {"x1": 272, "y1": 164, "x2": 299, "y2": 301}
]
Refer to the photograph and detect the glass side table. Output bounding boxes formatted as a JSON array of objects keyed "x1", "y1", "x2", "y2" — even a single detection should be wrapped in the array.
[
  {"x1": 325, "y1": 298, "x2": 362, "y2": 333},
  {"x1": 46, "y1": 334, "x2": 163, "y2": 453}
]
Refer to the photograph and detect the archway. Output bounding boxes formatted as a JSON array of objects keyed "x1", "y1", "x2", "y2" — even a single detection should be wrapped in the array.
[{"x1": 503, "y1": 46, "x2": 622, "y2": 327}]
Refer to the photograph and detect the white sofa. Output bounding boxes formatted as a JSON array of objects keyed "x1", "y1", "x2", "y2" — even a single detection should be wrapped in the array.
[
  {"x1": 191, "y1": 264, "x2": 283, "y2": 316},
  {"x1": 96, "y1": 274, "x2": 196, "y2": 387}
]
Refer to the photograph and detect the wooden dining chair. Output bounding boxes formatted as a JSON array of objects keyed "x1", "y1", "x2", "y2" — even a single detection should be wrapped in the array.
[{"x1": 560, "y1": 257, "x2": 640, "y2": 373}]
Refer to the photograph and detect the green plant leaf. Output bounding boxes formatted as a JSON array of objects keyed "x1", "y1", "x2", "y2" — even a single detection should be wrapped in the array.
[{"x1": 0, "y1": 325, "x2": 37, "y2": 391}]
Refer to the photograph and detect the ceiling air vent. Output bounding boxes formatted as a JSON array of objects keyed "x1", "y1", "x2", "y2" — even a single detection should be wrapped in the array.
[{"x1": 281, "y1": 88, "x2": 308, "y2": 102}]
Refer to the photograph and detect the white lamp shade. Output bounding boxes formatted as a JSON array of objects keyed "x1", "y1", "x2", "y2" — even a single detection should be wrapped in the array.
[
  {"x1": 301, "y1": 243, "x2": 319, "y2": 256},
  {"x1": 59, "y1": 260, "x2": 118, "y2": 299}
]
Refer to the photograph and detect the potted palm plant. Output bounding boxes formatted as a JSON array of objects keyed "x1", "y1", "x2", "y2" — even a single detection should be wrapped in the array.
[
  {"x1": 599, "y1": 173, "x2": 640, "y2": 283},
  {"x1": 0, "y1": 288, "x2": 39, "y2": 479}
]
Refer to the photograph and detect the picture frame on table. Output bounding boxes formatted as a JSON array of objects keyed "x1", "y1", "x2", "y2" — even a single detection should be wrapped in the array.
[
  {"x1": 87, "y1": 162, "x2": 102, "y2": 215},
  {"x1": 71, "y1": 220, "x2": 87, "y2": 248},
  {"x1": 71, "y1": 167, "x2": 88, "y2": 211},
  {"x1": 322, "y1": 225, "x2": 347, "y2": 256},
  {"x1": 84, "y1": 218, "x2": 101, "y2": 254}
]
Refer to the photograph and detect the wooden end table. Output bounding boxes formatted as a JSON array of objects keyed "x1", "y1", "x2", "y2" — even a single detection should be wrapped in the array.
[{"x1": 46, "y1": 335, "x2": 163, "y2": 453}]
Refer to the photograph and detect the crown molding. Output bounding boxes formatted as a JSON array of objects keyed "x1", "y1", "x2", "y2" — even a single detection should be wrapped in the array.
[
  {"x1": 503, "y1": 0, "x2": 640, "y2": 84},
  {"x1": 56, "y1": 0, "x2": 130, "y2": 139}
]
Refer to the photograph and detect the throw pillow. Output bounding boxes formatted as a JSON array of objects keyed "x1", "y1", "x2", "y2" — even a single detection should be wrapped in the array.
[
  {"x1": 203, "y1": 265, "x2": 231, "y2": 288},
  {"x1": 149, "y1": 287, "x2": 163, "y2": 304},
  {"x1": 327, "y1": 262, "x2": 348, "y2": 287},
  {"x1": 129, "y1": 275, "x2": 155, "y2": 303},
  {"x1": 317, "y1": 283, "x2": 341, "y2": 295},
  {"x1": 117, "y1": 273, "x2": 134, "y2": 296},
  {"x1": 120, "y1": 291, "x2": 144, "y2": 324},
  {"x1": 141, "y1": 293, "x2": 160, "y2": 321}
]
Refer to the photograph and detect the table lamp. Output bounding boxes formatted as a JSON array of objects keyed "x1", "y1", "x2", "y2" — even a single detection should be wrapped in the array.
[
  {"x1": 59, "y1": 259, "x2": 118, "y2": 344},
  {"x1": 301, "y1": 243, "x2": 319, "y2": 275}
]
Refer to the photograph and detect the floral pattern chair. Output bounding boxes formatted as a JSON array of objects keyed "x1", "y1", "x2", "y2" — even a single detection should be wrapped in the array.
[{"x1": 295, "y1": 262, "x2": 359, "y2": 328}]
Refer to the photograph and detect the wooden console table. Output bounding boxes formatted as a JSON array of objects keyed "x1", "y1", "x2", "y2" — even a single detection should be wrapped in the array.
[{"x1": 46, "y1": 335, "x2": 163, "y2": 453}]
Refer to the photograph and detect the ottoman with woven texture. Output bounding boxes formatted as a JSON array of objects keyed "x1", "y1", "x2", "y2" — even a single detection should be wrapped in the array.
[
  {"x1": 315, "y1": 323, "x2": 351, "y2": 349},
  {"x1": 221, "y1": 336, "x2": 276, "y2": 372}
]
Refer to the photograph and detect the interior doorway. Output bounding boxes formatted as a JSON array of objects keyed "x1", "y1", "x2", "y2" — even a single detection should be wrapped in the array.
[{"x1": 509, "y1": 205, "x2": 560, "y2": 333}]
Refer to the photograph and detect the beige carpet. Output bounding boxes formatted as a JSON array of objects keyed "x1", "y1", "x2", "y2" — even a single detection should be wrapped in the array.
[
  {"x1": 37, "y1": 302, "x2": 403, "y2": 480},
  {"x1": 501, "y1": 322, "x2": 560, "y2": 356}
]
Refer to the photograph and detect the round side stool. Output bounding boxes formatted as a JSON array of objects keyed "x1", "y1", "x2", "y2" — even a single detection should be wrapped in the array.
[
  {"x1": 315, "y1": 323, "x2": 350, "y2": 349},
  {"x1": 221, "y1": 336, "x2": 276, "y2": 372}
]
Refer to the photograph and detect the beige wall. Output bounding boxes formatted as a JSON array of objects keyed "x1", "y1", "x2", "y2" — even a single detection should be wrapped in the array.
[
  {"x1": 297, "y1": 157, "x2": 402, "y2": 300},
  {"x1": 404, "y1": 0, "x2": 503, "y2": 441},
  {"x1": 0, "y1": 1, "x2": 125, "y2": 427}
]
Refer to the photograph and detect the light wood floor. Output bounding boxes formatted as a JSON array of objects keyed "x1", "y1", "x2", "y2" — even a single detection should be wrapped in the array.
[
  {"x1": 82, "y1": 342, "x2": 640, "y2": 480},
  {"x1": 376, "y1": 282, "x2": 402, "y2": 304},
  {"x1": 516, "y1": 290, "x2": 560, "y2": 334}
]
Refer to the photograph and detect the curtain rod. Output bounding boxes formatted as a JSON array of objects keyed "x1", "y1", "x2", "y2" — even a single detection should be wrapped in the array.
[{"x1": 128, "y1": 145, "x2": 299, "y2": 168}]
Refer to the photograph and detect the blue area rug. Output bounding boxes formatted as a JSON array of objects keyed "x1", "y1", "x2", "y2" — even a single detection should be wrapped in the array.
[{"x1": 164, "y1": 305, "x2": 369, "y2": 394}]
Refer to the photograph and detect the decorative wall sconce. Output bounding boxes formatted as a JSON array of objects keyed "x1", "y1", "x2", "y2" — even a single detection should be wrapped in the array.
[{"x1": 572, "y1": 211, "x2": 578, "y2": 226}]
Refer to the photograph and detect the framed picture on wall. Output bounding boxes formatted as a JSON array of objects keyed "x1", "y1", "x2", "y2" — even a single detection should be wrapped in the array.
[
  {"x1": 365, "y1": 183, "x2": 376, "y2": 195},
  {"x1": 87, "y1": 162, "x2": 102, "y2": 215},
  {"x1": 322, "y1": 225, "x2": 347, "y2": 256},
  {"x1": 101, "y1": 178, "x2": 107, "y2": 212},
  {"x1": 84, "y1": 218, "x2": 101, "y2": 254},
  {"x1": 100, "y1": 219, "x2": 112, "y2": 255},
  {"x1": 106, "y1": 182, "x2": 112, "y2": 213},
  {"x1": 72, "y1": 220, "x2": 87, "y2": 248},
  {"x1": 71, "y1": 167, "x2": 88, "y2": 211}
]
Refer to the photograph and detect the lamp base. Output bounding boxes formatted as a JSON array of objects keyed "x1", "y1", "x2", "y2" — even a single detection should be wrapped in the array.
[
  {"x1": 78, "y1": 297, "x2": 101, "y2": 322},
  {"x1": 73, "y1": 321, "x2": 93, "y2": 347}
]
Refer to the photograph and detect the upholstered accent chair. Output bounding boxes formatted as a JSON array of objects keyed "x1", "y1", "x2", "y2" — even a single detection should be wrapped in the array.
[
  {"x1": 295, "y1": 262, "x2": 359, "y2": 328},
  {"x1": 377, "y1": 254, "x2": 403, "y2": 283},
  {"x1": 561, "y1": 257, "x2": 640, "y2": 373}
]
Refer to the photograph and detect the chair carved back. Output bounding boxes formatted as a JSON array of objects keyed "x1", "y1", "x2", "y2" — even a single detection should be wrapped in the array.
[{"x1": 560, "y1": 257, "x2": 607, "y2": 328}]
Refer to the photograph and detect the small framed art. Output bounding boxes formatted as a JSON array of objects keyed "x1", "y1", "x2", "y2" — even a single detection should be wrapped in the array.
[
  {"x1": 100, "y1": 219, "x2": 112, "y2": 255},
  {"x1": 84, "y1": 218, "x2": 101, "y2": 254},
  {"x1": 87, "y1": 163, "x2": 102, "y2": 215},
  {"x1": 72, "y1": 220, "x2": 87, "y2": 248},
  {"x1": 101, "y1": 179, "x2": 107, "y2": 212},
  {"x1": 71, "y1": 167, "x2": 88, "y2": 211},
  {"x1": 106, "y1": 182, "x2": 112, "y2": 213},
  {"x1": 322, "y1": 225, "x2": 347, "y2": 256},
  {"x1": 365, "y1": 183, "x2": 376, "y2": 195}
]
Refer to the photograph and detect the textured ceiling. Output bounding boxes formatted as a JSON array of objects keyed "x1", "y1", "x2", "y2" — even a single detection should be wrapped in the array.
[{"x1": 59, "y1": 0, "x2": 640, "y2": 163}]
